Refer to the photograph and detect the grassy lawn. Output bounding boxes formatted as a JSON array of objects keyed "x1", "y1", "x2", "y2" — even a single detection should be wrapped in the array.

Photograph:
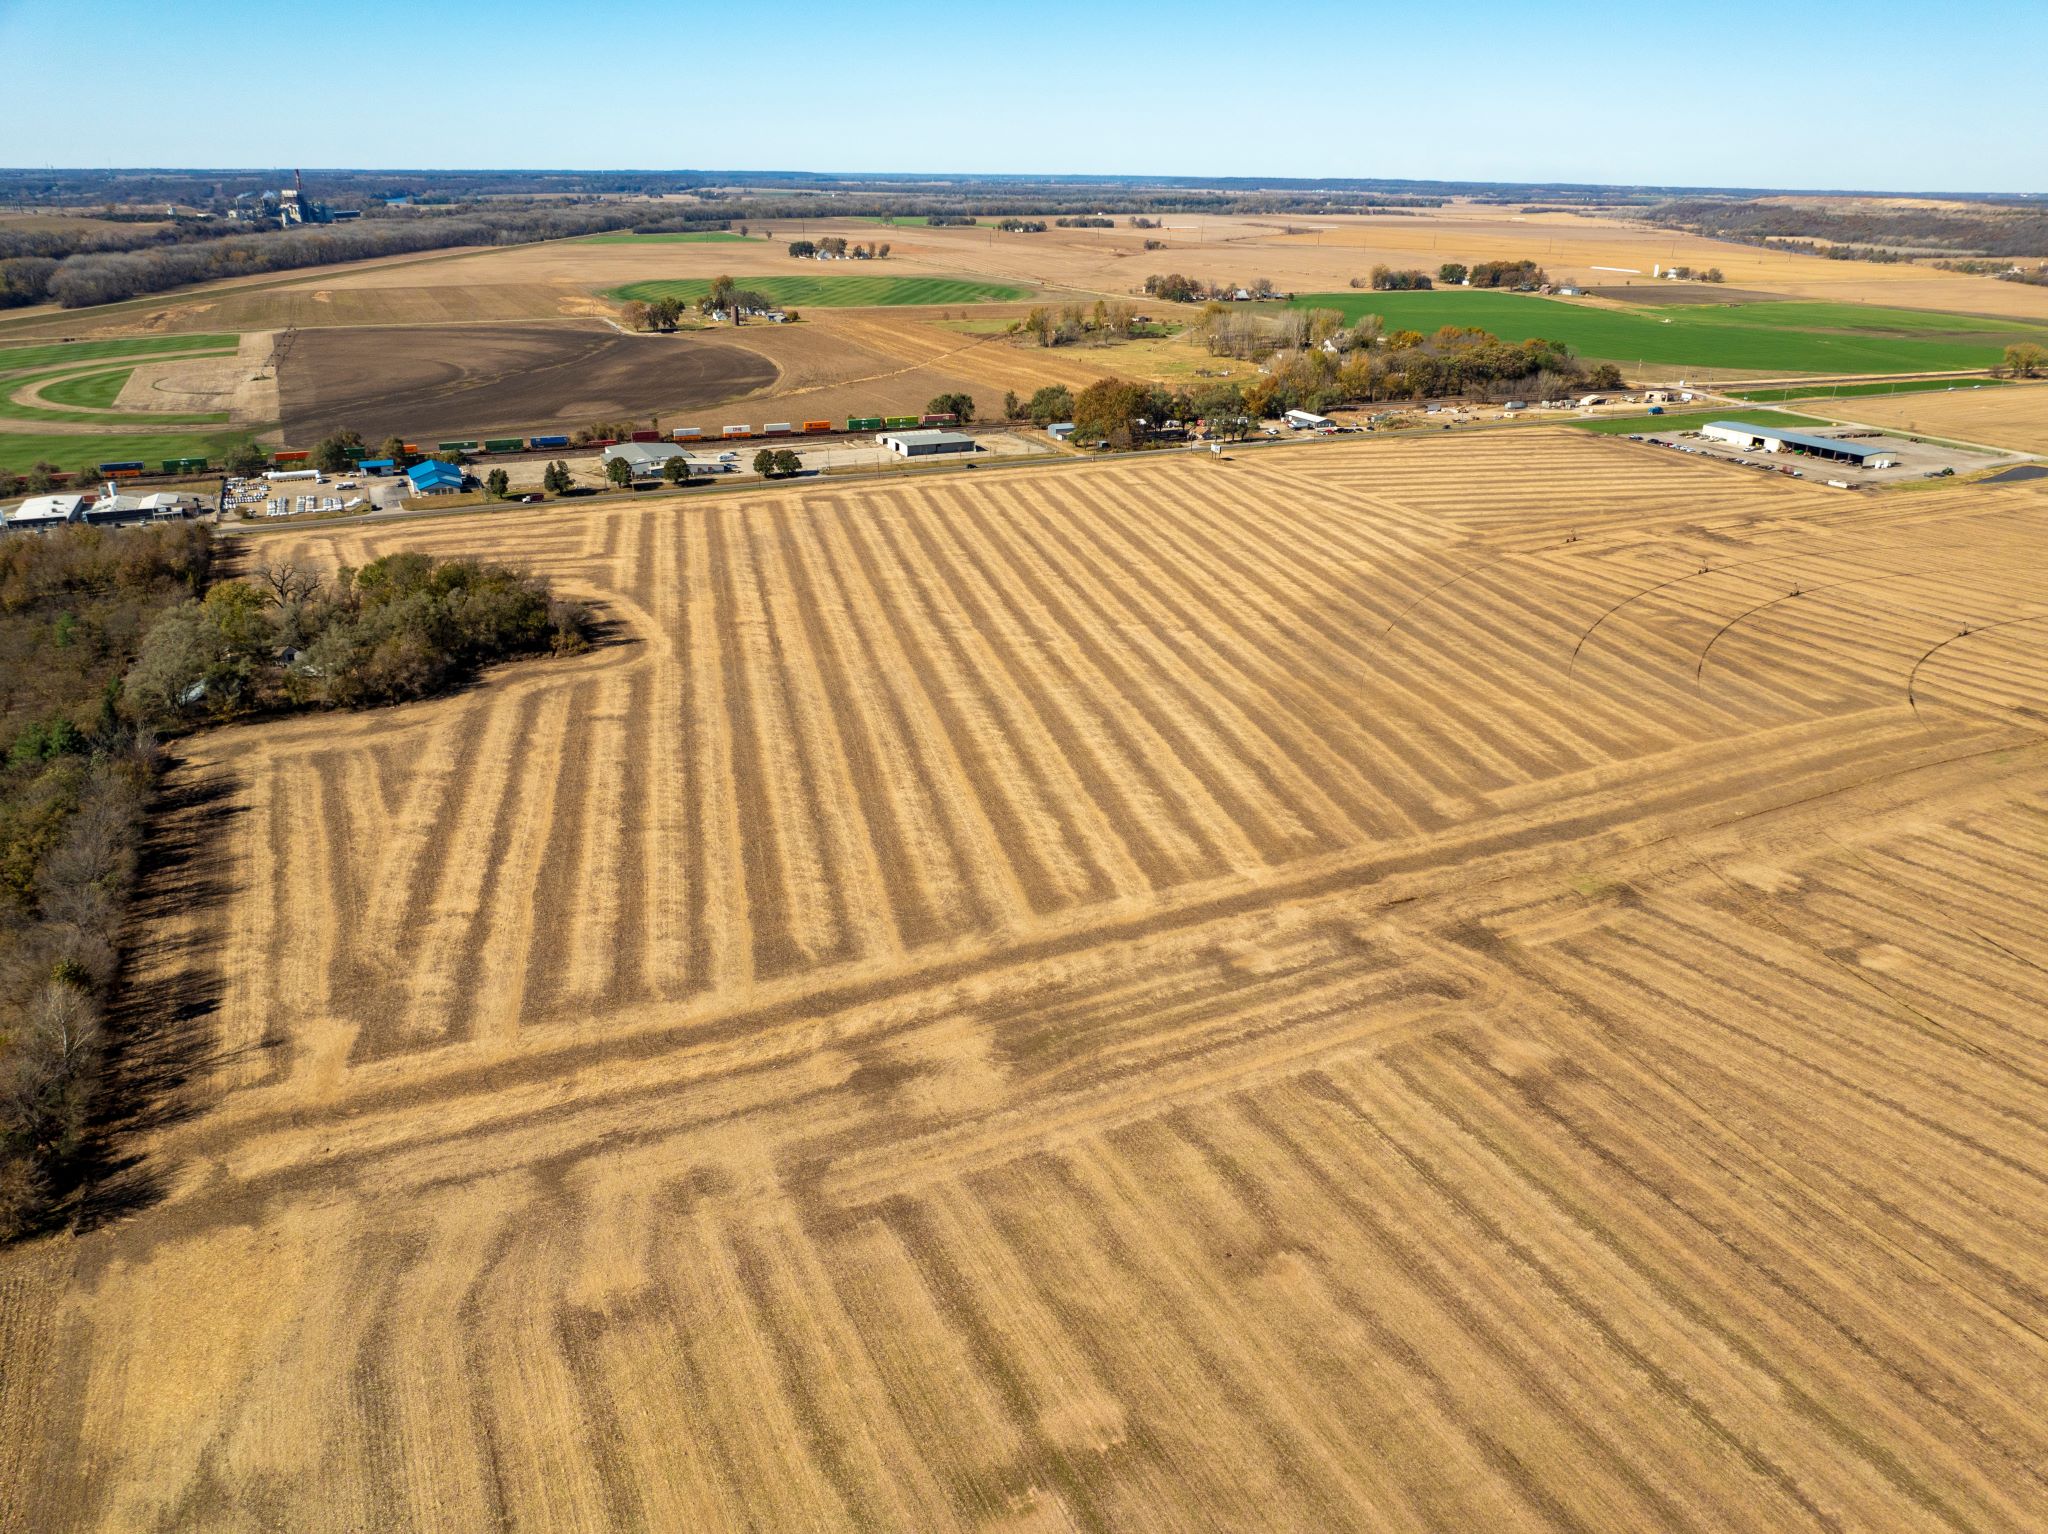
[
  {"x1": 38, "y1": 367, "x2": 135, "y2": 408},
  {"x1": 1573, "y1": 408, "x2": 1836, "y2": 437},
  {"x1": 1286, "y1": 292, "x2": 2046, "y2": 375},
  {"x1": 574, "y1": 231, "x2": 752, "y2": 244},
  {"x1": 607, "y1": 275, "x2": 1030, "y2": 308},
  {"x1": 0, "y1": 427, "x2": 254, "y2": 476},
  {"x1": 855, "y1": 215, "x2": 934, "y2": 226},
  {"x1": 1729, "y1": 377, "x2": 2011, "y2": 402},
  {"x1": 0, "y1": 334, "x2": 238, "y2": 375},
  {"x1": 0, "y1": 361, "x2": 231, "y2": 426}
]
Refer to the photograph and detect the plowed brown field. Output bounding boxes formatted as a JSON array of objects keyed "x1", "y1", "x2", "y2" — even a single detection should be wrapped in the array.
[{"x1": 6, "y1": 431, "x2": 2048, "y2": 1531}]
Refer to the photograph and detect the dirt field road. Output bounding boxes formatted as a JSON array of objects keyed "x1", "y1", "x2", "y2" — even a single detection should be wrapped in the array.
[{"x1": 6, "y1": 432, "x2": 2048, "y2": 1531}]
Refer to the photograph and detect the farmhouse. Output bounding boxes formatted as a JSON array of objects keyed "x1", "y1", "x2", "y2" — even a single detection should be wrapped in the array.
[
  {"x1": 602, "y1": 441, "x2": 689, "y2": 478},
  {"x1": 1698, "y1": 421, "x2": 1898, "y2": 466},
  {"x1": 405, "y1": 460, "x2": 467, "y2": 495},
  {"x1": 878, "y1": 429, "x2": 977, "y2": 458}
]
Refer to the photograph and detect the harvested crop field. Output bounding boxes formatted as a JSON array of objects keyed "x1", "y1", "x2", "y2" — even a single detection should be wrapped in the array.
[
  {"x1": 608, "y1": 275, "x2": 1032, "y2": 307},
  {"x1": 1804, "y1": 379, "x2": 2048, "y2": 454},
  {"x1": 276, "y1": 320, "x2": 779, "y2": 443},
  {"x1": 7, "y1": 431, "x2": 2048, "y2": 1531}
]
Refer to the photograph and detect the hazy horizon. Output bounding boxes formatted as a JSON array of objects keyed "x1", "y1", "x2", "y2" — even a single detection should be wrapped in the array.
[{"x1": 7, "y1": 0, "x2": 2043, "y2": 193}]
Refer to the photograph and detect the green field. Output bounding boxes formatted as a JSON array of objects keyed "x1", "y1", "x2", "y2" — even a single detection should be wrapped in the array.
[
  {"x1": 1287, "y1": 292, "x2": 2048, "y2": 375},
  {"x1": 1573, "y1": 408, "x2": 1835, "y2": 437},
  {"x1": 1729, "y1": 377, "x2": 2011, "y2": 402},
  {"x1": 607, "y1": 275, "x2": 1030, "y2": 308},
  {"x1": 0, "y1": 357, "x2": 234, "y2": 427},
  {"x1": 0, "y1": 334, "x2": 248, "y2": 475},
  {"x1": 575, "y1": 231, "x2": 753, "y2": 244},
  {"x1": 38, "y1": 367, "x2": 136, "y2": 409},
  {"x1": 0, "y1": 333, "x2": 239, "y2": 376},
  {"x1": 0, "y1": 428, "x2": 252, "y2": 477}
]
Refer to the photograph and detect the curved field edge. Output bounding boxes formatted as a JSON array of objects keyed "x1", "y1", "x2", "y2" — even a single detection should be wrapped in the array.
[{"x1": 37, "y1": 367, "x2": 136, "y2": 409}]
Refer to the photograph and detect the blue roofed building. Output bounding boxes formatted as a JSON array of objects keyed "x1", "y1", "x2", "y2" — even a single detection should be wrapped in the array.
[{"x1": 406, "y1": 460, "x2": 466, "y2": 495}]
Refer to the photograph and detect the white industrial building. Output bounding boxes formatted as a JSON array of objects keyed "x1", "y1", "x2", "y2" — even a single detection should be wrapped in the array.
[
  {"x1": 1698, "y1": 421, "x2": 1898, "y2": 467},
  {"x1": 877, "y1": 429, "x2": 976, "y2": 458},
  {"x1": 601, "y1": 441, "x2": 690, "y2": 478},
  {"x1": 1284, "y1": 409, "x2": 1335, "y2": 431},
  {"x1": 5, "y1": 493, "x2": 87, "y2": 529}
]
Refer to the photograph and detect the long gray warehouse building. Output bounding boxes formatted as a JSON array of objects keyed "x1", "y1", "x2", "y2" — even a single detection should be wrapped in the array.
[
  {"x1": 878, "y1": 429, "x2": 976, "y2": 458},
  {"x1": 1698, "y1": 421, "x2": 1896, "y2": 466}
]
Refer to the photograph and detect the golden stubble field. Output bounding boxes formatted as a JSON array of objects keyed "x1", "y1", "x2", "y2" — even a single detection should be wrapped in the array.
[
  {"x1": 6, "y1": 431, "x2": 2048, "y2": 1531},
  {"x1": 1808, "y1": 381, "x2": 2048, "y2": 454}
]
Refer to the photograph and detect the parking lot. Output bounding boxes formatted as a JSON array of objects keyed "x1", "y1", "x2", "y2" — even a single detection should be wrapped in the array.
[{"x1": 1621, "y1": 424, "x2": 2028, "y2": 486}]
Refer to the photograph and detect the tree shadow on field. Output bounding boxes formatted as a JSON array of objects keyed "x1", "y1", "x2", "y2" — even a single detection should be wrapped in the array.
[{"x1": 70, "y1": 766, "x2": 248, "y2": 1232}]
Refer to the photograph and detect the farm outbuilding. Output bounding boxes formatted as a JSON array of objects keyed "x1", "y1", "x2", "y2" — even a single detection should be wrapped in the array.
[
  {"x1": 878, "y1": 430, "x2": 976, "y2": 458},
  {"x1": 1284, "y1": 409, "x2": 1335, "y2": 431},
  {"x1": 1698, "y1": 422, "x2": 1891, "y2": 465},
  {"x1": 602, "y1": 442, "x2": 689, "y2": 478}
]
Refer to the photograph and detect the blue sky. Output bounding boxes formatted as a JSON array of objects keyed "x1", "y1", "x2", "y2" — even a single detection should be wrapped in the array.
[{"x1": 4, "y1": 0, "x2": 2043, "y2": 192}]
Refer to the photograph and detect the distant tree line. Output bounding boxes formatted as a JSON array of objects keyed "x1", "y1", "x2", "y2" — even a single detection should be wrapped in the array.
[
  {"x1": 1364, "y1": 266, "x2": 1432, "y2": 290},
  {"x1": 1072, "y1": 319, "x2": 1621, "y2": 441},
  {"x1": 3, "y1": 204, "x2": 735, "y2": 310},
  {"x1": 1142, "y1": 273, "x2": 1280, "y2": 303},
  {"x1": 1055, "y1": 216, "x2": 1114, "y2": 228},
  {"x1": 996, "y1": 219, "x2": 1048, "y2": 233},
  {"x1": 1648, "y1": 198, "x2": 2048, "y2": 260},
  {"x1": 786, "y1": 237, "x2": 888, "y2": 260}
]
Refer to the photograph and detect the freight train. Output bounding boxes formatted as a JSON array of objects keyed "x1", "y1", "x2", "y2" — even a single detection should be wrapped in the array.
[
  {"x1": 256, "y1": 413, "x2": 978, "y2": 470},
  {"x1": 39, "y1": 396, "x2": 998, "y2": 491}
]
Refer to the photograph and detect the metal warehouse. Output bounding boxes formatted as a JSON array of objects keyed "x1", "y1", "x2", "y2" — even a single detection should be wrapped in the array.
[
  {"x1": 878, "y1": 429, "x2": 976, "y2": 458},
  {"x1": 1698, "y1": 421, "x2": 1895, "y2": 465},
  {"x1": 601, "y1": 442, "x2": 690, "y2": 476}
]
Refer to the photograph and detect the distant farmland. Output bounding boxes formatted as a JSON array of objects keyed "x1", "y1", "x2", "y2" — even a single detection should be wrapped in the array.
[
  {"x1": 608, "y1": 275, "x2": 1032, "y2": 308},
  {"x1": 1288, "y1": 291, "x2": 2048, "y2": 374},
  {"x1": 575, "y1": 231, "x2": 753, "y2": 244},
  {"x1": 1730, "y1": 377, "x2": 2013, "y2": 402}
]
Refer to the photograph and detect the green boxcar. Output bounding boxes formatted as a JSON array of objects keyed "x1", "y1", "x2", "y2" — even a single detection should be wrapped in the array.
[
  {"x1": 483, "y1": 438, "x2": 526, "y2": 453},
  {"x1": 884, "y1": 415, "x2": 919, "y2": 428},
  {"x1": 847, "y1": 416, "x2": 884, "y2": 430},
  {"x1": 436, "y1": 440, "x2": 479, "y2": 452}
]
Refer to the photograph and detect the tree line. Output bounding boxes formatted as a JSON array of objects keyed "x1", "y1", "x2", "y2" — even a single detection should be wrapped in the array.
[
  {"x1": 787, "y1": 237, "x2": 890, "y2": 260},
  {"x1": 1648, "y1": 198, "x2": 2048, "y2": 261},
  {"x1": 0, "y1": 528, "x2": 591, "y2": 1237},
  {"x1": 1142, "y1": 273, "x2": 1281, "y2": 303},
  {"x1": 3, "y1": 203, "x2": 733, "y2": 310},
  {"x1": 1015, "y1": 300, "x2": 1140, "y2": 347}
]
